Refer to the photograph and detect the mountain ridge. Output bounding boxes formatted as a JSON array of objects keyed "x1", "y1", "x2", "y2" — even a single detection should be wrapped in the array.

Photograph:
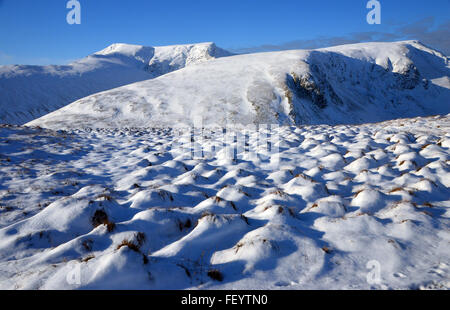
[
  {"x1": 27, "y1": 40, "x2": 450, "y2": 130},
  {"x1": 0, "y1": 42, "x2": 231, "y2": 125}
]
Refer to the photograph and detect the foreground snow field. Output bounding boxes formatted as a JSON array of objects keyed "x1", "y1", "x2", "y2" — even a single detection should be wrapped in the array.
[{"x1": 0, "y1": 115, "x2": 449, "y2": 289}]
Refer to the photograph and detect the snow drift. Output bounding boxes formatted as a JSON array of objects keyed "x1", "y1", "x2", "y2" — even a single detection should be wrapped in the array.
[{"x1": 1, "y1": 115, "x2": 449, "y2": 289}]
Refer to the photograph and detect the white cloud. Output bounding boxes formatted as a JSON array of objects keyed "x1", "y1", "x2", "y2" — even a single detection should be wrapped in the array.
[{"x1": 231, "y1": 18, "x2": 450, "y2": 55}]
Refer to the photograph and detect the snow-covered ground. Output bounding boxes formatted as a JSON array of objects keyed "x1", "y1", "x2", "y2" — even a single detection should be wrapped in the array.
[
  {"x1": 28, "y1": 41, "x2": 450, "y2": 129},
  {"x1": 0, "y1": 42, "x2": 231, "y2": 125},
  {"x1": 1, "y1": 114, "x2": 449, "y2": 289},
  {"x1": 1, "y1": 40, "x2": 449, "y2": 290}
]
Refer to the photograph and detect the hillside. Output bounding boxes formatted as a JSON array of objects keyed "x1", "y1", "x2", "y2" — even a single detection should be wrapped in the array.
[
  {"x1": 0, "y1": 42, "x2": 231, "y2": 125},
  {"x1": 28, "y1": 41, "x2": 450, "y2": 130}
]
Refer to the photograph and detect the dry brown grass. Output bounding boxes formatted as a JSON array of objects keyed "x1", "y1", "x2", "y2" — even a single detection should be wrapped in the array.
[
  {"x1": 158, "y1": 190, "x2": 174, "y2": 202},
  {"x1": 177, "y1": 219, "x2": 192, "y2": 231},
  {"x1": 421, "y1": 144, "x2": 431, "y2": 150},
  {"x1": 240, "y1": 214, "x2": 249, "y2": 225},
  {"x1": 213, "y1": 196, "x2": 223, "y2": 203},
  {"x1": 81, "y1": 255, "x2": 95, "y2": 263},
  {"x1": 0, "y1": 206, "x2": 14, "y2": 212},
  {"x1": 321, "y1": 246, "x2": 332, "y2": 254},
  {"x1": 238, "y1": 189, "x2": 251, "y2": 197},
  {"x1": 200, "y1": 211, "x2": 214, "y2": 219},
  {"x1": 389, "y1": 187, "x2": 403, "y2": 193},
  {"x1": 353, "y1": 189, "x2": 365, "y2": 198},
  {"x1": 136, "y1": 232, "x2": 146, "y2": 247},
  {"x1": 420, "y1": 210, "x2": 433, "y2": 217},
  {"x1": 270, "y1": 189, "x2": 285, "y2": 197},
  {"x1": 81, "y1": 239, "x2": 93, "y2": 252},
  {"x1": 230, "y1": 201, "x2": 237, "y2": 211},
  {"x1": 96, "y1": 194, "x2": 113, "y2": 201},
  {"x1": 234, "y1": 242, "x2": 244, "y2": 254},
  {"x1": 116, "y1": 232, "x2": 147, "y2": 256},
  {"x1": 294, "y1": 173, "x2": 315, "y2": 182},
  {"x1": 183, "y1": 219, "x2": 192, "y2": 229},
  {"x1": 91, "y1": 209, "x2": 116, "y2": 233},
  {"x1": 176, "y1": 264, "x2": 191, "y2": 278},
  {"x1": 288, "y1": 208, "x2": 296, "y2": 217},
  {"x1": 117, "y1": 239, "x2": 141, "y2": 252},
  {"x1": 106, "y1": 222, "x2": 116, "y2": 233},
  {"x1": 207, "y1": 269, "x2": 223, "y2": 282}
]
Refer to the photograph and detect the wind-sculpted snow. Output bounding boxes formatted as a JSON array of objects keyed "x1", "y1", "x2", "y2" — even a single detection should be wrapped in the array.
[
  {"x1": 28, "y1": 41, "x2": 450, "y2": 130},
  {"x1": 0, "y1": 115, "x2": 449, "y2": 289},
  {"x1": 0, "y1": 42, "x2": 231, "y2": 125}
]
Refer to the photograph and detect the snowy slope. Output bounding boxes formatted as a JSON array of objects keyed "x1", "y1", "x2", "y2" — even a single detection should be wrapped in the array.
[
  {"x1": 0, "y1": 42, "x2": 231, "y2": 125},
  {"x1": 1, "y1": 115, "x2": 449, "y2": 289},
  {"x1": 28, "y1": 41, "x2": 450, "y2": 130}
]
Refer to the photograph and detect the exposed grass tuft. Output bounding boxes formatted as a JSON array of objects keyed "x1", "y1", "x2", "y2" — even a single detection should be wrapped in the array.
[
  {"x1": 230, "y1": 201, "x2": 237, "y2": 210},
  {"x1": 117, "y1": 232, "x2": 147, "y2": 252},
  {"x1": 322, "y1": 246, "x2": 332, "y2": 254},
  {"x1": 92, "y1": 210, "x2": 108, "y2": 227},
  {"x1": 91, "y1": 209, "x2": 116, "y2": 233},
  {"x1": 207, "y1": 269, "x2": 224, "y2": 282},
  {"x1": 0, "y1": 206, "x2": 14, "y2": 212},
  {"x1": 421, "y1": 144, "x2": 431, "y2": 150},
  {"x1": 389, "y1": 187, "x2": 403, "y2": 193},
  {"x1": 136, "y1": 232, "x2": 146, "y2": 247},
  {"x1": 177, "y1": 219, "x2": 193, "y2": 231},
  {"x1": 142, "y1": 254, "x2": 149, "y2": 265},
  {"x1": 240, "y1": 214, "x2": 249, "y2": 225},
  {"x1": 81, "y1": 255, "x2": 95, "y2": 263},
  {"x1": 97, "y1": 194, "x2": 113, "y2": 201},
  {"x1": 271, "y1": 189, "x2": 285, "y2": 197},
  {"x1": 82, "y1": 239, "x2": 93, "y2": 252},
  {"x1": 423, "y1": 202, "x2": 433, "y2": 208},
  {"x1": 117, "y1": 239, "x2": 141, "y2": 252}
]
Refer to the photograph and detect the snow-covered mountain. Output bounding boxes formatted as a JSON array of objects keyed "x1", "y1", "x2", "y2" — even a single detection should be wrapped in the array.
[
  {"x1": 28, "y1": 41, "x2": 450, "y2": 130},
  {"x1": 1, "y1": 40, "x2": 449, "y2": 291},
  {"x1": 0, "y1": 42, "x2": 231, "y2": 125}
]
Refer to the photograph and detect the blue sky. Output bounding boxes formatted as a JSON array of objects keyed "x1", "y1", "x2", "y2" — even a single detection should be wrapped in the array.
[{"x1": 0, "y1": 0, "x2": 449, "y2": 65}]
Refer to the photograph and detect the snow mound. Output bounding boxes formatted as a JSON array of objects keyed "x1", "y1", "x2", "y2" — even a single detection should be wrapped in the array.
[
  {"x1": 1, "y1": 115, "x2": 449, "y2": 289},
  {"x1": 0, "y1": 42, "x2": 231, "y2": 125},
  {"x1": 28, "y1": 41, "x2": 450, "y2": 130}
]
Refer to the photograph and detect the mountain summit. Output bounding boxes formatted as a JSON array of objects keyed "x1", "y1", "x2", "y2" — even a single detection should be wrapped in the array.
[
  {"x1": 28, "y1": 41, "x2": 450, "y2": 129},
  {"x1": 94, "y1": 42, "x2": 232, "y2": 75},
  {"x1": 0, "y1": 42, "x2": 231, "y2": 125}
]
